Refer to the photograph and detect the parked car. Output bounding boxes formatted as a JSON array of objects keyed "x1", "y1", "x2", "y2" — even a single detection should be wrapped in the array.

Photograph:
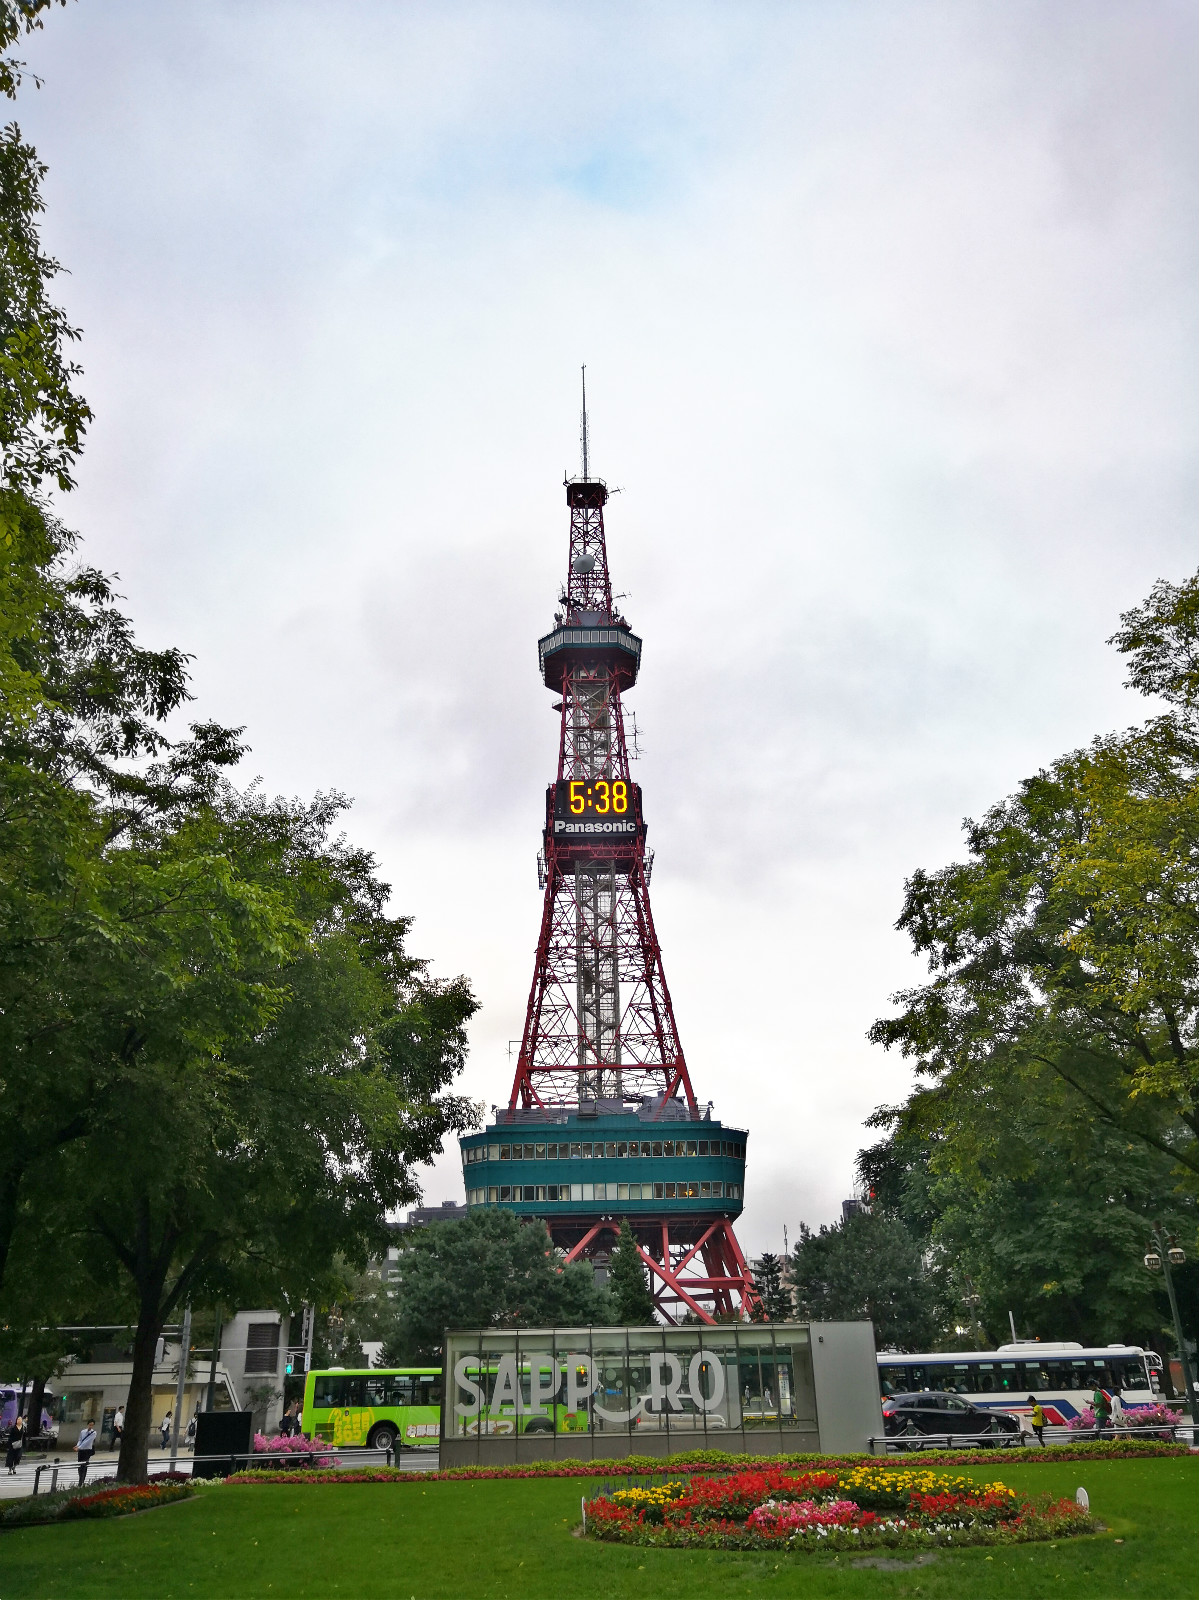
[{"x1": 882, "y1": 1391, "x2": 1022, "y2": 1448}]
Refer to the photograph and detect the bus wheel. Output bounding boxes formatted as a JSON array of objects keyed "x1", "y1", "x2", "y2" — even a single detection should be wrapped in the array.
[{"x1": 368, "y1": 1424, "x2": 398, "y2": 1454}]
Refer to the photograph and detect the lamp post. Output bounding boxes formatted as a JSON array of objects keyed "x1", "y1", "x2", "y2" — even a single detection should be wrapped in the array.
[{"x1": 1144, "y1": 1227, "x2": 1198, "y2": 1435}]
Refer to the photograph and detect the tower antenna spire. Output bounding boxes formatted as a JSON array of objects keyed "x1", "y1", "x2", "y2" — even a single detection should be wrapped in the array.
[{"x1": 580, "y1": 364, "x2": 589, "y2": 481}]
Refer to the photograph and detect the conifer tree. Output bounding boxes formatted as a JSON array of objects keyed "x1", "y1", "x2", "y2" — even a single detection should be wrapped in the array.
[
  {"x1": 608, "y1": 1219, "x2": 656, "y2": 1324},
  {"x1": 752, "y1": 1252, "x2": 793, "y2": 1322}
]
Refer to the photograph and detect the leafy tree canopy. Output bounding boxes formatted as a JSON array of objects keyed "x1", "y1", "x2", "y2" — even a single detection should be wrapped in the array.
[
  {"x1": 789, "y1": 1210, "x2": 941, "y2": 1351},
  {"x1": 378, "y1": 1210, "x2": 612, "y2": 1364},
  {"x1": 869, "y1": 573, "x2": 1199, "y2": 1178}
]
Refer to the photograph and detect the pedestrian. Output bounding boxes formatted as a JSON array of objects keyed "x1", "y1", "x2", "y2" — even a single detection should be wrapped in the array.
[
  {"x1": 159, "y1": 1411, "x2": 173, "y2": 1450},
  {"x1": 185, "y1": 1415, "x2": 197, "y2": 1451},
  {"x1": 76, "y1": 1420, "x2": 97, "y2": 1484},
  {"x1": 1028, "y1": 1396, "x2": 1045, "y2": 1447},
  {"x1": 4, "y1": 1412, "x2": 25, "y2": 1475},
  {"x1": 1092, "y1": 1386, "x2": 1112, "y2": 1438},
  {"x1": 112, "y1": 1405, "x2": 125, "y2": 1451}
]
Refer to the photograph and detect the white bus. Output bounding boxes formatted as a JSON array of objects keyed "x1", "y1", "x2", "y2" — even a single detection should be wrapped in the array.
[{"x1": 877, "y1": 1342, "x2": 1162, "y2": 1428}]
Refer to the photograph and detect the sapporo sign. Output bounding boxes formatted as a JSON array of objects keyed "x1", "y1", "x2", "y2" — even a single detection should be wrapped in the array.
[{"x1": 453, "y1": 1349, "x2": 726, "y2": 1426}]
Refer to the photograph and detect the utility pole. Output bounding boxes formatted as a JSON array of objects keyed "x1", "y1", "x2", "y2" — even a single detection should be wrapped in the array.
[
  {"x1": 205, "y1": 1304, "x2": 223, "y2": 1412},
  {"x1": 169, "y1": 1304, "x2": 192, "y2": 1466},
  {"x1": 1145, "y1": 1226, "x2": 1198, "y2": 1437}
]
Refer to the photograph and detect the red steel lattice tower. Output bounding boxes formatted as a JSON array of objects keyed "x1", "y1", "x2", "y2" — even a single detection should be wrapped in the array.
[{"x1": 460, "y1": 379, "x2": 758, "y2": 1322}]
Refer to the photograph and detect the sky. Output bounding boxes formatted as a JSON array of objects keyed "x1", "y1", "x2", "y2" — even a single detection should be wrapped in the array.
[{"x1": 15, "y1": 0, "x2": 1198, "y2": 1257}]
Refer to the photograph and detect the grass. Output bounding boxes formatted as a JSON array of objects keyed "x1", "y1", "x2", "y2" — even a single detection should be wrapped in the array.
[{"x1": 0, "y1": 1457, "x2": 1193, "y2": 1598}]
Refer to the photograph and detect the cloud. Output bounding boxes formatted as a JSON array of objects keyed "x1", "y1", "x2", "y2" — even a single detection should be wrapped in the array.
[{"x1": 18, "y1": 0, "x2": 1197, "y2": 1255}]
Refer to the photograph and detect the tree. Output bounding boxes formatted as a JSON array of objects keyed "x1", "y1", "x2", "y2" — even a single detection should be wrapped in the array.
[
  {"x1": 789, "y1": 1211, "x2": 941, "y2": 1351},
  {"x1": 860, "y1": 1070, "x2": 1198, "y2": 1352},
  {"x1": 869, "y1": 573, "x2": 1199, "y2": 1179},
  {"x1": 608, "y1": 1220, "x2": 656, "y2": 1324},
  {"x1": 751, "y1": 1252, "x2": 793, "y2": 1323},
  {"x1": 32, "y1": 787, "x2": 479, "y2": 1483},
  {"x1": 0, "y1": 505, "x2": 249, "y2": 1305},
  {"x1": 378, "y1": 1210, "x2": 612, "y2": 1364}
]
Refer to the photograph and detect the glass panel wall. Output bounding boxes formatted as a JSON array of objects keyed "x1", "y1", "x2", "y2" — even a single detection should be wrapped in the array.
[{"x1": 443, "y1": 1323, "x2": 822, "y2": 1457}]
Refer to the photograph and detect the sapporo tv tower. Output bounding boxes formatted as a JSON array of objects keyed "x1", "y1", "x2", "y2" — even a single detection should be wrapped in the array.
[{"x1": 459, "y1": 376, "x2": 758, "y2": 1322}]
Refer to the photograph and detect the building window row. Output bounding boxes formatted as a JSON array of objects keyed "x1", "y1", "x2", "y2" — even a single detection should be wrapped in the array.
[
  {"x1": 465, "y1": 1180, "x2": 743, "y2": 1206},
  {"x1": 464, "y1": 1138, "x2": 745, "y2": 1164}
]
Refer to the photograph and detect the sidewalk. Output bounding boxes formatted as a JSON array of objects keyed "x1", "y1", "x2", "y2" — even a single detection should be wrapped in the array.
[{"x1": 0, "y1": 1446, "x2": 441, "y2": 1499}]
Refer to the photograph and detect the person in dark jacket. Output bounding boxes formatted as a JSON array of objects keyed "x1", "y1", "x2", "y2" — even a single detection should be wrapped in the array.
[{"x1": 4, "y1": 1413, "x2": 26, "y2": 1474}]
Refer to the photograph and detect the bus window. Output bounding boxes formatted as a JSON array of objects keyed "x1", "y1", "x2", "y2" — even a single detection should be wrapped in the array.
[
  {"x1": 416, "y1": 1378, "x2": 442, "y2": 1407},
  {"x1": 1110, "y1": 1358, "x2": 1148, "y2": 1392},
  {"x1": 313, "y1": 1376, "x2": 346, "y2": 1408},
  {"x1": 383, "y1": 1376, "x2": 415, "y2": 1406},
  {"x1": 879, "y1": 1364, "x2": 923, "y2": 1394}
]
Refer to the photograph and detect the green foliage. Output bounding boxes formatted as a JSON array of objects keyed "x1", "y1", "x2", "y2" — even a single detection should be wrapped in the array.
[
  {"x1": 788, "y1": 1210, "x2": 941, "y2": 1351},
  {"x1": 861, "y1": 572, "x2": 1199, "y2": 1351},
  {"x1": 608, "y1": 1219, "x2": 656, "y2": 1323},
  {"x1": 378, "y1": 1210, "x2": 613, "y2": 1363},
  {"x1": 0, "y1": 4, "x2": 72, "y2": 103},
  {"x1": 870, "y1": 573, "x2": 1199, "y2": 1180},
  {"x1": 750, "y1": 1252, "x2": 793, "y2": 1323}
]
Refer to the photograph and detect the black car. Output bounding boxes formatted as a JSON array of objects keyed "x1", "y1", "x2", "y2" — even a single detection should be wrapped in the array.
[{"x1": 881, "y1": 1391, "x2": 1023, "y2": 1448}]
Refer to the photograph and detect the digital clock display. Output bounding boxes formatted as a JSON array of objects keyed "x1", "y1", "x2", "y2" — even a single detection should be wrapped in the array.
[
  {"x1": 558, "y1": 778, "x2": 631, "y2": 818},
  {"x1": 551, "y1": 778, "x2": 644, "y2": 840}
]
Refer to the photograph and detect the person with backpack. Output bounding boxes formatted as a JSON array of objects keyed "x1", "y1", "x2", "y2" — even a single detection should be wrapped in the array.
[
  {"x1": 1027, "y1": 1396, "x2": 1045, "y2": 1446},
  {"x1": 1092, "y1": 1386, "x2": 1112, "y2": 1438},
  {"x1": 76, "y1": 1420, "x2": 97, "y2": 1483}
]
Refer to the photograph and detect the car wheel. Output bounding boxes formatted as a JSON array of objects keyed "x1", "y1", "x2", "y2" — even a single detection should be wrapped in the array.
[
  {"x1": 367, "y1": 1423, "x2": 398, "y2": 1454},
  {"x1": 895, "y1": 1424, "x2": 925, "y2": 1452}
]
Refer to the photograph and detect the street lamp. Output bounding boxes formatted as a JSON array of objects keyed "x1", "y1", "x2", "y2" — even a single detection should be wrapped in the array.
[{"x1": 1144, "y1": 1226, "x2": 1198, "y2": 1435}]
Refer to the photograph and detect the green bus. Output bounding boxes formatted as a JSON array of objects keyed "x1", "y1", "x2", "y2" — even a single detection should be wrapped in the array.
[
  {"x1": 301, "y1": 1361, "x2": 593, "y2": 1451},
  {"x1": 301, "y1": 1367, "x2": 443, "y2": 1452}
]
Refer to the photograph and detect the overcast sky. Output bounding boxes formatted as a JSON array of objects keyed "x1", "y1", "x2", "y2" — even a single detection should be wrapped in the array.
[{"x1": 18, "y1": 1, "x2": 1197, "y2": 1256}]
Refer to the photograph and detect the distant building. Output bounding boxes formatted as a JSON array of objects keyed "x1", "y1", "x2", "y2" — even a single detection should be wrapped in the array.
[
  {"x1": 842, "y1": 1198, "x2": 866, "y2": 1222},
  {"x1": 400, "y1": 1199, "x2": 468, "y2": 1230}
]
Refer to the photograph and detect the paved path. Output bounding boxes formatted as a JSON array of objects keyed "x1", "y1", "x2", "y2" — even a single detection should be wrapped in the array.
[{"x1": 0, "y1": 1446, "x2": 441, "y2": 1499}]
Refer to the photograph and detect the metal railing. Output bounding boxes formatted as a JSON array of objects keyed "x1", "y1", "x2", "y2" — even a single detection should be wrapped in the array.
[
  {"x1": 868, "y1": 1421, "x2": 1188, "y2": 1454},
  {"x1": 28, "y1": 1442, "x2": 440, "y2": 1495}
]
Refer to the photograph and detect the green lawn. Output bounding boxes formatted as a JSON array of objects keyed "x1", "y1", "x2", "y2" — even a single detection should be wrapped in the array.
[{"x1": 0, "y1": 1458, "x2": 1194, "y2": 1599}]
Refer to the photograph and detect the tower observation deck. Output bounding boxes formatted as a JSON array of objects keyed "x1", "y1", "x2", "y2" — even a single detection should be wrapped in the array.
[{"x1": 459, "y1": 383, "x2": 758, "y2": 1322}]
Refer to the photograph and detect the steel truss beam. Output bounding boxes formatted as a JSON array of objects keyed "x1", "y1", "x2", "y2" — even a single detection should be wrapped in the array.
[{"x1": 553, "y1": 1216, "x2": 760, "y2": 1324}]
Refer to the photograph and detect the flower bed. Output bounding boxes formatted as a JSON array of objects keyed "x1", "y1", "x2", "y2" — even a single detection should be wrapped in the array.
[
  {"x1": 64, "y1": 1477, "x2": 196, "y2": 1520},
  {"x1": 582, "y1": 1463, "x2": 1094, "y2": 1552},
  {"x1": 0, "y1": 1474, "x2": 195, "y2": 1530},
  {"x1": 251, "y1": 1432, "x2": 338, "y2": 1468},
  {"x1": 1065, "y1": 1404, "x2": 1182, "y2": 1441}
]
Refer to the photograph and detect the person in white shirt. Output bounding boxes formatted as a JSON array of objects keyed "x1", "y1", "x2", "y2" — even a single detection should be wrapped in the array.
[{"x1": 77, "y1": 1421, "x2": 97, "y2": 1483}]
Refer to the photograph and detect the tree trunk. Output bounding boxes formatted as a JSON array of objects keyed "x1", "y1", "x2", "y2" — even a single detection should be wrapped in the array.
[
  {"x1": 117, "y1": 1306, "x2": 164, "y2": 1484},
  {"x1": 0, "y1": 1166, "x2": 23, "y2": 1292},
  {"x1": 25, "y1": 1376, "x2": 46, "y2": 1438}
]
